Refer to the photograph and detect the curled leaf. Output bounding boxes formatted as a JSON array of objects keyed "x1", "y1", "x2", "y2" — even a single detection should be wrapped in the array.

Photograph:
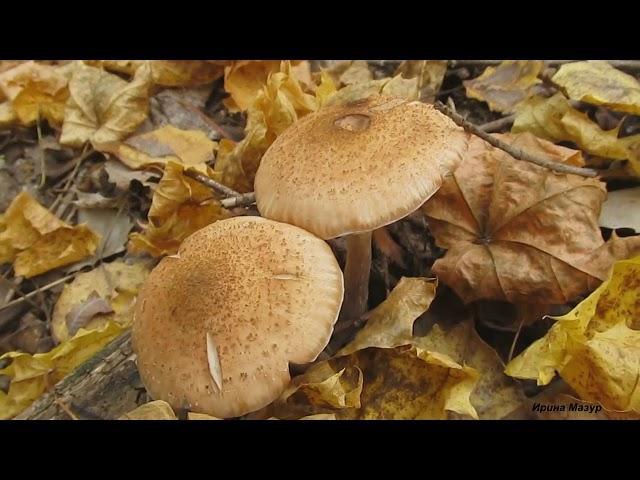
[
  {"x1": 128, "y1": 161, "x2": 230, "y2": 257},
  {"x1": 423, "y1": 133, "x2": 640, "y2": 304},
  {"x1": 0, "y1": 191, "x2": 99, "y2": 278},
  {"x1": 552, "y1": 61, "x2": 640, "y2": 115},
  {"x1": 65, "y1": 291, "x2": 114, "y2": 337},
  {"x1": 464, "y1": 60, "x2": 544, "y2": 113},
  {"x1": 0, "y1": 320, "x2": 125, "y2": 419},
  {"x1": 506, "y1": 256, "x2": 640, "y2": 414}
]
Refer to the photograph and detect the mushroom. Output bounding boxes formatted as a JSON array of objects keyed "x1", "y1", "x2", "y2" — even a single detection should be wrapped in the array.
[
  {"x1": 132, "y1": 216, "x2": 344, "y2": 418},
  {"x1": 255, "y1": 95, "x2": 469, "y2": 320}
]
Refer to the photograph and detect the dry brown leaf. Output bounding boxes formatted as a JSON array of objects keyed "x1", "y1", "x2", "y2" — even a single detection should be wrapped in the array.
[
  {"x1": 464, "y1": 60, "x2": 544, "y2": 113},
  {"x1": 128, "y1": 161, "x2": 230, "y2": 257},
  {"x1": 422, "y1": 132, "x2": 640, "y2": 304},
  {"x1": 0, "y1": 191, "x2": 99, "y2": 278},
  {"x1": 552, "y1": 61, "x2": 640, "y2": 115},
  {"x1": 60, "y1": 62, "x2": 152, "y2": 148},
  {"x1": 396, "y1": 60, "x2": 448, "y2": 102},
  {"x1": 270, "y1": 278, "x2": 522, "y2": 420},
  {"x1": 51, "y1": 260, "x2": 149, "y2": 342},
  {"x1": 97, "y1": 125, "x2": 217, "y2": 172}
]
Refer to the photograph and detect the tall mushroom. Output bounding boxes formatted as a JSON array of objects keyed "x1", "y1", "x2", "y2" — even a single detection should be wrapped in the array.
[
  {"x1": 132, "y1": 216, "x2": 344, "y2": 418},
  {"x1": 255, "y1": 95, "x2": 469, "y2": 320}
]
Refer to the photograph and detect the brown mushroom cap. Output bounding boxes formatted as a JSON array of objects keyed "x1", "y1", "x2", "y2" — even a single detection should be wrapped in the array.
[
  {"x1": 132, "y1": 216, "x2": 344, "y2": 418},
  {"x1": 255, "y1": 95, "x2": 469, "y2": 240}
]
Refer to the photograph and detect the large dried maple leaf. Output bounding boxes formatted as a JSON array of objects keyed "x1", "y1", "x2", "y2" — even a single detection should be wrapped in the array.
[{"x1": 422, "y1": 132, "x2": 640, "y2": 304}]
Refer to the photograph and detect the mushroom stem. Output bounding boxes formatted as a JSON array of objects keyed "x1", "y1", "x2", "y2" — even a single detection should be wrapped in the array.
[{"x1": 341, "y1": 231, "x2": 372, "y2": 321}]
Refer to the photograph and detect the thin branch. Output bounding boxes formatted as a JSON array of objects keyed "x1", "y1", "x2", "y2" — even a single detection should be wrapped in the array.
[
  {"x1": 183, "y1": 169, "x2": 256, "y2": 208},
  {"x1": 479, "y1": 114, "x2": 516, "y2": 133},
  {"x1": 220, "y1": 192, "x2": 256, "y2": 209},
  {"x1": 0, "y1": 274, "x2": 75, "y2": 313},
  {"x1": 434, "y1": 102, "x2": 598, "y2": 178},
  {"x1": 183, "y1": 168, "x2": 240, "y2": 198}
]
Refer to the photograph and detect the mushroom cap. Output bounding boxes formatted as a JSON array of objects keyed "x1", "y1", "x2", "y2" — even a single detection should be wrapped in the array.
[
  {"x1": 255, "y1": 95, "x2": 469, "y2": 240},
  {"x1": 132, "y1": 216, "x2": 344, "y2": 418}
]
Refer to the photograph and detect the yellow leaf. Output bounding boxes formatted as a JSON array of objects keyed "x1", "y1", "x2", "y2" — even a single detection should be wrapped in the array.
[
  {"x1": 0, "y1": 320, "x2": 125, "y2": 419},
  {"x1": 552, "y1": 61, "x2": 640, "y2": 115},
  {"x1": 324, "y1": 75, "x2": 418, "y2": 107},
  {"x1": 315, "y1": 71, "x2": 338, "y2": 107},
  {"x1": 337, "y1": 60, "x2": 373, "y2": 86},
  {"x1": 0, "y1": 61, "x2": 69, "y2": 127},
  {"x1": 0, "y1": 101, "x2": 17, "y2": 127},
  {"x1": 86, "y1": 60, "x2": 225, "y2": 87},
  {"x1": 187, "y1": 412, "x2": 222, "y2": 420},
  {"x1": 0, "y1": 191, "x2": 99, "y2": 278},
  {"x1": 128, "y1": 161, "x2": 230, "y2": 257},
  {"x1": 223, "y1": 60, "x2": 283, "y2": 112},
  {"x1": 506, "y1": 256, "x2": 640, "y2": 413},
  {"x1": 51, "y1": 260, "x2": 150, "y2": 342},
  {"x1": 97, "y1": 125, "x2": 217, "y2": 172},
  {"x1": 60, "y1": 62, "x2": 152, "y2": 148},
  {"x1": 119, "y1": 400, "x2": 177, "y2": 420},
  {"x1": 464, "y1": 60, "x2": 544, "y2": 113},
  {"x1": 513, "y1": 93, "x2": 640, "y2": 174},
  {"x1": 270, "y1": 278, "x2": 523, "y2": 420},
  {"x1": 214, "y1": 61, "x2": 318, "y2": 192}
]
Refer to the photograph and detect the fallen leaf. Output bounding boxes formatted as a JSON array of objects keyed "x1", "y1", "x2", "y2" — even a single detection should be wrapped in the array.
[
  {"x1": 0, "y1": 101, "x2": 16, "y2": 127},
  {"x1": 464, "y1": 60, "x2": 544, "y2": 113},
  {"x1": 102, "y1": 159, "x2": 158, "y2": 192},
  {"x1": 396, "y1": 60, "x2": 448, "y2": 102},
  {"x1": 119, "y1": 400, "x2": 177, "y2": 420},
  {"x1": 214, "y1": 61, "x2": 318, "y2": 192},
  {"x1": 97, "y1": 125, "x2": 217, "y2": 172},
  {"x1": 505, "y1": 256, "x2": 640, "y2": 414},
  {"x1": 0, "y1": 320, "x2": 124, "y2": 419},
  {"x1": 270, "y1": 278, "x2": 522, "y2": 419},
  {"x1": 187, "y1": 412, "x2": 222, "y2": 420},
  {"x1": 552, "y1": 61, "x2": 640, "y2": 115},
  {"x1": 60, "y1": 62, "x2": 152, "y2": 148},
  {"x1": 51, "y1": 260, "x2": 149, "y2": 342},
  {"x1": 599, "y1": 187, "x2": 640, "y2": 232},
  {"x1": 128, "y1": 161, "x2": 230, "y2": 257},
  {"x1": 315, "y1": 71, "x2": 338, "y2": 107},
  {"x1": 223, "y1": 60, "x2": 281, "y2": 111},
  {"x1": 512, "y1": 93, "x2": 640, "y2": 174},
  {"x1": 336, "y1": 60, "x2": 373, "y2": 86},
  {"x1": 422, "y1": 132, "x2": 640, "y2": 304},
  {"x1": 87, "y1": 60, "x2": 225, "y2": 87},
  {"x1": 0, "y1": 191, "x2": 100, "y2": 278},
  {"x1": 324, "y1": 75, "x2": 419, "y2": 107},
  {"x1": 65, "y1": 291, "x2": 113, "y2": 337},
  {"x1": 71, "y1": 207, "x2": 134, "y2": 269},
  {"x1": 149, "y1": 87, "x2": 222, "y2": 139},
  {"x1": 0, "y1": 61, "x2": 69, "y2": 127}
]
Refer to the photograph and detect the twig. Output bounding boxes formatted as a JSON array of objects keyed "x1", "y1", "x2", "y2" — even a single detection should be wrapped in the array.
[
  {"x1": 220, "y1": 192, "x2": 256, "y2": 209},
  {"x1": 183, "y1": 169, "x2": 240, "y2": 197},
  {"x1": 0, "y1": 274, "x2": 75, "y2": 313},
  {"x1": 434, "y1": 102, "x2": 598, "y2": 178},
  {"x1": 508, "y1": 316, "x2": 526, "y2": 362},
  {"x1": 183, "y1": 169, "x2": 257, "y2": 208},
  {"x1": 479, "y1": 114, "x2": 516, "y2": 133},
  {"x1": 53, "y1": 399, "x2": 79, "y2": 420}
]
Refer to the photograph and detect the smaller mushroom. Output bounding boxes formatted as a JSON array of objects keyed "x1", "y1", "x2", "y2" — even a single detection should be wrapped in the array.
[
  {"x1": 255, "y1": 95, "x2": 469, "y2": 321},
  {"x1": 132, "y1": 216, "x2": 344, "y2": 418}
]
